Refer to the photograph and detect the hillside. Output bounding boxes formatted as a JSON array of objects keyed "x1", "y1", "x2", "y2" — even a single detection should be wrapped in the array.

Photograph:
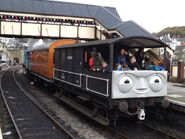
[{"x1": 153, "y1": 26, "x2": 185, "y2": 38}]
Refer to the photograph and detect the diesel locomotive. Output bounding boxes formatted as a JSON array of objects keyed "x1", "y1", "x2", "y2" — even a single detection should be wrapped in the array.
[{"x1": 24, "y1": 36, "x2": 169, "y2": 126}]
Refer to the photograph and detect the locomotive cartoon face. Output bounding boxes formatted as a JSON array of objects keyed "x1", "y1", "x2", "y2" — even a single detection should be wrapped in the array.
[{"x1": 112, "y1": 70, "x2": 167, "y2": 99}]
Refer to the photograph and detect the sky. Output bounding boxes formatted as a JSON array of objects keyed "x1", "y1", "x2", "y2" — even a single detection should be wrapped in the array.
[{"x1": 51, "y1": 0, "x2": 185, "y2": 33}]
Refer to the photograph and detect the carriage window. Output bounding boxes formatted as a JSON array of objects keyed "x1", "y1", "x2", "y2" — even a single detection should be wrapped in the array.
[{"x1": 84, "y1": 45, "x2": 110, "y2": 72}]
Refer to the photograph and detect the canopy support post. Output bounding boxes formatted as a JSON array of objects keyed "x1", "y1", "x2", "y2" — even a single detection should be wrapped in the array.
[{"x1": 109, "y1": 43, "x2": 114, "y2": 71}]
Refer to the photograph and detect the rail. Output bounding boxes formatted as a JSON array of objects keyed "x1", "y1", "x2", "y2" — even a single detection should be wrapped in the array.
[
  {"x1": 0, "y1": 66, "x2": 76, "y2": 139},
  {"x1": 109, "y1": 118, "x2": 177, "y2": 139}
]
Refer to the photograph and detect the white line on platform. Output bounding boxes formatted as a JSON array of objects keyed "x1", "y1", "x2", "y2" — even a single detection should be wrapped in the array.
[
  {"x1": 0, "y1": 127, "x2": 3, "y2": 139},
  {"x1": 166, "y1": 98, "x2": 185, "y2": 107},
  {"x1": 167, "y1": 94, "x2": 184, "y2": 98}
]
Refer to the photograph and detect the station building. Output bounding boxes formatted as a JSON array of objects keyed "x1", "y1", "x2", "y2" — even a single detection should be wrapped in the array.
[{"x1": 0, "y1": 0, "x2": 155, "y2": 41}]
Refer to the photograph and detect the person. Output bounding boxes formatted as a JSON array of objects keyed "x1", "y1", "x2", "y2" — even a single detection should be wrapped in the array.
[
  {"x1": 101, "y1": 61, "x2": 109, "y2": 72},
  {"x1": 8, "y1": 59, "x2": 12, "y2": 66},
  {"x1": 89, "y1": 48, "x2": 104, "y2": 70},
  {"x1": 13, "y1": 59, "x2": 16, "y2": 66},
  {"x1": 93, "y1": 54, "x2": 104, "y2": 71},
  {"x1": 128, "y1": 56, "x2": 139, "y2": 70},
  {"x1": 124, "y1": 49, "x2": 130, "y2": 64},
  {"x1": 89, "y1": 51, "x2": 95, "y2": 70},
  {"x1": 116, "y1": 49, "x2": 128, "y2": 65},
  {"x1": 153, "y1": 62, "x2": 164, "y2": 71},
  {"x1": 163, "y1": 53, "x2": 170, "y2": 80},
  {"x1": 145, "y1": 61, "x2": 156, "y2": 70},
  {"x1": 122, "y1": 64, "x2": 130, "y2": 71},
  {"x1": 114, "y1": 63, "x2": 130, "y2": 71},
  {"x1": 145, "y1": 61, "x2": 164, "y2": 71},
  {"x1": 114, "y1": 64, "x2": 123, "y2": 71},
  {"x1": 135, "y1": 48, "x2": 147, "y2": 69},
  {"x1": 89, "y1": 49, "x2": 104, "y2": 71}
]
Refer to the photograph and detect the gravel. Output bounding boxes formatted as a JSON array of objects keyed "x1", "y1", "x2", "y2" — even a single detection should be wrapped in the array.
[
  {"x1": 15, "y1": 68, "x2": 185, "y2": 139},
  {"x1": 16, "y1": 69, "x2": 117, "y2": 139}
]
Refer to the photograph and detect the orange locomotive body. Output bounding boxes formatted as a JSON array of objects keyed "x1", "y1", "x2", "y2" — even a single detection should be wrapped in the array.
[{"x1": 30, "y1": 40, "x2": 77, "y2": 80}]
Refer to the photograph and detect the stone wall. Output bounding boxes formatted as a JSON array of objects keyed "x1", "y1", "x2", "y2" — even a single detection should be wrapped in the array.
[{"x1": 7, "y1": 49, "x2": 24, "y2": 63}]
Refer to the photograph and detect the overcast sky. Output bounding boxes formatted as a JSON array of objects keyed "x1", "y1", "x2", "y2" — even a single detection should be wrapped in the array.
[{"x1": 52, "y1": 0, "x2": 185, "y2": 33}]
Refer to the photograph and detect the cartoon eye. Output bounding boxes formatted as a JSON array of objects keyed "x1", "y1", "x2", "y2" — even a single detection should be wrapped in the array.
[
  {"x1": 149, "y1": 76, "x2": 163, "y2": 92},
  {"x1": 118, "y1": 76, "x2": 134, "y2": 93},
  {"x1": 124, "y1": 79, "x2": 130, "y2": 84},
  {"x1": 155, "y1": 79, "x2": 159, "y2": 83}
]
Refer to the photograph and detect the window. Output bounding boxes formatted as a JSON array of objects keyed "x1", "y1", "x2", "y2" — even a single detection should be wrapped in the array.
[{"x1": 84, "y1": 45, "x2": 110, "y2": 72}]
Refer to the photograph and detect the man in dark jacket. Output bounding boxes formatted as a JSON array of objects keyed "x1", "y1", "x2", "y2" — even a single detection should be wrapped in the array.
[
  {"x1": 116, "y1": 49, "x2": 128, "y2": 65},
  {"x1": 135, "y1": 48, "x2": 148, "y2": 69},
  {"x1": 128, "y1": 56, "x2": 140, "y2": 70}
]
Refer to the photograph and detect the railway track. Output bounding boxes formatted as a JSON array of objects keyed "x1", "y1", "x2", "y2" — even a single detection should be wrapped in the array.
[
  {"x1": 0, "y1": 66, "x2": 77, "y2": 139},
  {"x1": 109, "y1": 118, "x2": 178, "y2": 139},
  {"x1": 143, "y1": 123, "x2": 177, "y2": 139},
  {"x1": 6, "y1": 66, "x2": 185, "y2": 139}
]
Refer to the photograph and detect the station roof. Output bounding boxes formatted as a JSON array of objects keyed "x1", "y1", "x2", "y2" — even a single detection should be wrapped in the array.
[
  {"x1": 56, "y1": 36, "x2": 169, "y2": 49},
  {"x1": 0, "y1": 0, "x2": 155, "y2": 38}
]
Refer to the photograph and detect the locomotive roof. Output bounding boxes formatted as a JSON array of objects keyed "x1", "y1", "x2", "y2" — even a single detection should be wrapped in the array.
[
  {"x1": 56, "y1": 36, "x2": 169, "y2": 49},
  {"x1": 0, "y1": 0, "x2": 154, "y2": 38}
]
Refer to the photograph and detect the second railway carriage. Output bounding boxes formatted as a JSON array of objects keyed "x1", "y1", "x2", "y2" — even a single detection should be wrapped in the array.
[
  {"x1": 28, "y1": 40, "x2": 77, "y2": 82},
  {"x1": 54, "y1": 36, "x2": 168, "y2": 125}
]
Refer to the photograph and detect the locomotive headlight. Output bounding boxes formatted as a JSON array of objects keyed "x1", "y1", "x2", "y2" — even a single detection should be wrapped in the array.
[
  {"x1": 149, "y1": 75, "x2": 163, "y2": 92},
  {"x1": 118, "y1": 76, "x2": 134, "y2": 93}
]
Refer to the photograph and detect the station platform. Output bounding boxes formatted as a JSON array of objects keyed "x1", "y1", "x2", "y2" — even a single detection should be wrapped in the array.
[
  {"x1": 0, "y1": 127, "x2": 2, "y2": 139},
  {"x1": 166, "y1": 82, "x2": 185, "y2": 106}
]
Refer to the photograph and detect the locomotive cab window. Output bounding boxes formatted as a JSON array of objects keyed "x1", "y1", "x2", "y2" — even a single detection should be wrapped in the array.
[
  {"x1": 84, "y1": 45, "x2": 110, "y2": 72},
  {"x1": 113, "y1": 42, "x2": 166, "y2": 71}
]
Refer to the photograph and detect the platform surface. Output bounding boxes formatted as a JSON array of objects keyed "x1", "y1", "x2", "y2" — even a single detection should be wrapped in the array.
[
  {"x1": 167, "y1": 82, "x2": 185, "y2": 104},
  {"x1": 0, "y1": 127, "x2": 2, "y2": 139}
]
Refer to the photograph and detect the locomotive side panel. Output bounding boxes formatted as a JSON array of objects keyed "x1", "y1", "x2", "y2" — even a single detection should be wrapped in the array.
[
  {"x1": 48, "y1": 40, "x2": 77, "y2": 78},
  {"x1": 54, "y1": 47, "x2": 83, "y2": 87},
  {"x1": 54, "y1": 45, "x2": 111, "y2": 96}
]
